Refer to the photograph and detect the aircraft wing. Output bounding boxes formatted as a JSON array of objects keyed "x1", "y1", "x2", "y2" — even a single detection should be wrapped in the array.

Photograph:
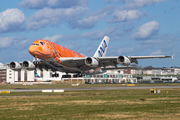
[
  {"x1": 59, "y1": 55, "x2": 172, "y2": 69},
  {"x1": 98, "y1": 55, "x2": 172, "y2": 66}
]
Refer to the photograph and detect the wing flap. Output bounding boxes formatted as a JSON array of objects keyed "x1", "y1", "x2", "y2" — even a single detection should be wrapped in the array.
[
  {"x1": 101, "y1": 66, "x2": 137, "y2": 70},
  {"x1": 129, "y1": 55, "x2": 172, "y2": 59}
]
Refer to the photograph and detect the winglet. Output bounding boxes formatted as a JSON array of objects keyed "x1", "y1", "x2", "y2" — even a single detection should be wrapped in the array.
[
  {"x1": 172, "y1": 55, "x2": 174, "y2": 60},
  {"x1": 93, "y1": 36, "x2": 109, "y2": 57}
]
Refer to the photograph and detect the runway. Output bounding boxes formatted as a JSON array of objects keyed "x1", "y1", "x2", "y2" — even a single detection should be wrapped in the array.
[{"x1": 1, "y1": 86, "x2": 180, "y2": 92}]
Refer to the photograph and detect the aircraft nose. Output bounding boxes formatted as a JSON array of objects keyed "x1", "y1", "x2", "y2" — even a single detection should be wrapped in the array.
[{"x1": 29, "y1": 45, "x2": 36, "y2": 56}]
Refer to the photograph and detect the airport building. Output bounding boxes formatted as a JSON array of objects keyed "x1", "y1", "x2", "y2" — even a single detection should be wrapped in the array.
[
  {"x1": 131, "y1": 68, "x2": 180, "y2": 75},
  {"x1": 136, "y1": 76, "x2": 178, "y2": 83},
  {"x1": 0, "y1": 63, "x2": 62, "y2": 83},
  {"x1": 0, "y1": 63, "x2": 137, "y2": 84},
  {"x1": 2, "y1": 61, "x2": 179, "y2": 84},
  {"x1": 84, "y1": 69, "x2": 137, "y2": 84},
  {"x1": 0, "y1": 62, "x2": 6, "y2": 83}
]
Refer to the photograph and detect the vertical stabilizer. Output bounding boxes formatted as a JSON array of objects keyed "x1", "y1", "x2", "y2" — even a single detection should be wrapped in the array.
[{"x1": 93, "y1": 36, "x2": 109, "y2": 57}]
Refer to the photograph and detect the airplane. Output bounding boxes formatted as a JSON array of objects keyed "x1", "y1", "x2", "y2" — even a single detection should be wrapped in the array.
[{"x1": 9, "y1": 36, "x2": 172, "y2": 78}]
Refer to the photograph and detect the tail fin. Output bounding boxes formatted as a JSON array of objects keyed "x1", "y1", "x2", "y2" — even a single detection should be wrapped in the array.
[{"x1": 93, "y1": 36, "x2": 109, "y2": 57}]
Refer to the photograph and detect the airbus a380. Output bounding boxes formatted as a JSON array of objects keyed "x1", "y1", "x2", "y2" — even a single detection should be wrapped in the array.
[{"x1": 9, "y1": 36, "x2": 172, "y2": 78}]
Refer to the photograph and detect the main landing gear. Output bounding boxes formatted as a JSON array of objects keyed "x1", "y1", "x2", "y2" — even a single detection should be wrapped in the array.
[
  {"x1": 62, "y1": 75, "x2": 71, "y2": 78},
  {"x1": 73, "y1": 73, "x2": 85, "y2": 78},
  {"x1": 52, "y1": 73, "x2": 59, "y2": 77},
  {"x1": 62, "y1": 73, "x2": 85, "y2": 78}
]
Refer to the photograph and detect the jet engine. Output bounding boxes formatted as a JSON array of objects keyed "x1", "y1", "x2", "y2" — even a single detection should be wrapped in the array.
[
  {"x1": 23, "y1": 61, "x2": 36, "y2": 70},
  {"x1": 117, "y1": 56, "x2": 131, "y2": 66},
  {"x1": 9, "y1": 62, "x2": 22, "y2": 70},
  {"x1": 85, "y1": 57, "x2": 99, "y2": 67}
]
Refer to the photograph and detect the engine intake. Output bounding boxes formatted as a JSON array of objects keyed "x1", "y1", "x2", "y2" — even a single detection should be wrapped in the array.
[
  {"x1": 23, "y1": 61, "x2": 35, "y2": 70},
  {"x1": 9, "y1": 62, "x2": 22, "y2": 70},
  {"x1": 85, "y1": 57, "x2": 99, "y2": 67},
  {"x1": 117, "y1": 56, "x2": 131, "y2": 66}
]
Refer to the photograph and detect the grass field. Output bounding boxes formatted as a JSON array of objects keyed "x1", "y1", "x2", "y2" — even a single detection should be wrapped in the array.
[
  {"x1": 0, "y1": 83, "x2": 180, "y2": 89},
  {"x1": 0, "y1": 88, "x2": 180, "y2": 119}
]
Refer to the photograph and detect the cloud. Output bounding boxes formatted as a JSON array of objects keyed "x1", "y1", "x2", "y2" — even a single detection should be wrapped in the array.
[
  {"x1": 45, "y1": 24, "x2": 133, "y2": 43},
  {"x1": 80, "y1": 27, "x2": 117, "y2": 40},
  {"x1": 107, "y1": 32, "x2": 176, "y2": 58},
  {"x1": 75, "y1": 23, "x2": 133, "y2": 40},
  {"x1": 105, "y1": 0, "x2": 125, "y2": 3},
  {"x1": 123, "y1": 0, "x2": 165, "y2": 9},
  {"x1": 107, "y1": 10, "x2": 146, "y2": 22},
  {"x1": 131, "y1": 21, "x2": 160, "y2": 40},
  {"x1": 0, "y1": 37, "x2": 14, "y2": 48},
  {"x1": 13, "y1": 37, "x2": 31, "y2": 50},
  {"x1": 0, "y1": 8, "x2": 26, "y2": 32},
  {"x1": 70, "y1": 13, "x2": 106, "y2": 29},
  {"x1": 20, "y1": 0, "x2": 88, "y2": 9},
  {"x1": 117, "y1": 47, "x2": 134, "y2": 55},
  {"x1": 43, "y1": 34, "x2": 63, "y2": 42},
  {"x1": 20, "y1": 0, "x2": 58, "y2": 8},
  {"x1": 25, "y1": 7, "x2": 90, "y2": 30},
  {"x1": 150, "y1": 50, "x2": 163, "y2": 55},
  {"x1": 42, "y1": 28, "x2": 114, "y2": 42},
  {"x1": 0, "y1": 37, "x2": 30, "y2": 49}
]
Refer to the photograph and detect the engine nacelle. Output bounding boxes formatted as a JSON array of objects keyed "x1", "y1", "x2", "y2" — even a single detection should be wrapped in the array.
[
  {"x1": 85, "y1": 57, "x2": 99, "y2": 67},
  {"x1": 117, "y1": 56, "x2": 131, "y2": 66},
  {"x1": 23, "y1": 61, "x2": 36, "y2": 70},
  {"x1": 9, "y1": 62, "x2": 22, "y2": 70}
]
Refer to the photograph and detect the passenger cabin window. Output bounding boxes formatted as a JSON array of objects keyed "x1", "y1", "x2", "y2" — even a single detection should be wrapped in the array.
[{"x1": 40, "y1": 42, "x2": 45, "y2": 46}]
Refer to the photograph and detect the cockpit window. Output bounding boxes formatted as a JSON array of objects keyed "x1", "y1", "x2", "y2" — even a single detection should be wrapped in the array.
[
  {"x1": 40, "y1": 42, "x2": 45, "y2": 46},
  {"x1": 32, "y1": 43, "x2": 39, "y2": 46}
]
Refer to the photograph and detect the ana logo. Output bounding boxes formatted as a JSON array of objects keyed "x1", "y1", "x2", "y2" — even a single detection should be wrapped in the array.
[{"x1": 98, "y1": 40, "x2": 107, "y2": 57}]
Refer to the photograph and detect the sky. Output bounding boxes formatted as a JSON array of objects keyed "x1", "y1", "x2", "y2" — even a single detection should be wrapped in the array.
[{"x1": 0, "y1": 0, "x2": 179, "y2": 68}]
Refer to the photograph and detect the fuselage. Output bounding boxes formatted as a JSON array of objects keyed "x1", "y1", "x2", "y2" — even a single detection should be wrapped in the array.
[
  {"x1": 29, "y1": 40, "x2": 85, "y2": 59},
  {"x1": 29, "y1": 40, "x2": 105, "y2": 74}
]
